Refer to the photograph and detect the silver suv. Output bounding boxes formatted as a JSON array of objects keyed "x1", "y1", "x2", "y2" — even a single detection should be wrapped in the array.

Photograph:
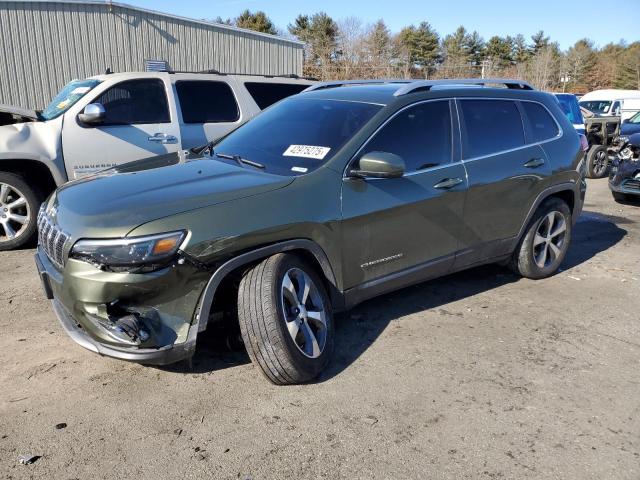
[{"x1": 0, "y1": 71, "x2": 313, "y2": 250}]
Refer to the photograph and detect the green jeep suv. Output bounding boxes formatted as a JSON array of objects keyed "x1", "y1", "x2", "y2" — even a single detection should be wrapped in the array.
[{"x1": 35, "y1": 79, "x2": 586, "y2": 384}]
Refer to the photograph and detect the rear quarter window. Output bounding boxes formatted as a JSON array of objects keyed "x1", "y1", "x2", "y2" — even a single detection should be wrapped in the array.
[
  {"x1": 176, "y1": 81, "x2": 239, "y2": 123},
  {"x1": 521, "y1": 102, "x2": 560, "y2": 143},
  {"x1": 244, "y1": 82, "x2": 309, "y2": 109},
  {"x1": 459, "y1": 99, "x2": 525, "y2": 158}
]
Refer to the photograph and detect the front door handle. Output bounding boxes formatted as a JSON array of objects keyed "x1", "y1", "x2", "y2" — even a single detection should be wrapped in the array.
[
  {"x1": 433, "y1": 177, "x2": 464, "y2": 189},
  {"x1": 524, "y1": 158, "x2": 545, "y2": 168},
  {"x1": 148, "y1": 133, "x2": 178, "y2": 144}
]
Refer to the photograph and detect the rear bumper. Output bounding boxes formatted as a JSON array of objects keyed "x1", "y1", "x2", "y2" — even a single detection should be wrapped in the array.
[{"x1": 35, "y1": 249, "x2": 203, "y2": 366}]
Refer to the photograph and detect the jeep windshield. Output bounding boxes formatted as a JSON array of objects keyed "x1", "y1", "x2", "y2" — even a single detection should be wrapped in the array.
[
  {"x1": 211, "y1": 97, "x2": 382, "y2": 175},
  {"x1": 579, "y1": 100, "x2": 612, "y2": 115},
  {"x1": 40, "y1": 79, "x2": 101, "y2": 120}
]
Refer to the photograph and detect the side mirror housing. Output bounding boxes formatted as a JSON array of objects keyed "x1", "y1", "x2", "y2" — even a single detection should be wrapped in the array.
[
  {"x1": 78, "y1": 103, "x2": 105, "y2": 125},
  {"x1": 350, "y1": 151, "x2": 405, "y2": 179}
]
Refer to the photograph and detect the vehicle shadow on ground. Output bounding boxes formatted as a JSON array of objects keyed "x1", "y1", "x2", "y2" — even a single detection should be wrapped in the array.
[{"x1": 166, "y1": 211, "x2": 627, "y2": 380}]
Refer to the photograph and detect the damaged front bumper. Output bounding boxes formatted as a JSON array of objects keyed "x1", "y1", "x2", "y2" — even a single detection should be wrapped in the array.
[
  {"x1": 609, "y1": 158, "x2": 640, "y2": 197},
  {"x1": 35, "y1": 247, "x2": 210, "y2": 365}
]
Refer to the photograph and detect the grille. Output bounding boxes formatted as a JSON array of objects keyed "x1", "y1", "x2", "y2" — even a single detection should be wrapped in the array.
[
  {"x1": 37, "y1": 208, "x2": 69, "y2": 269},
  {"x1": 622, "y1": 178, "x2": 640, "y2": 191}
]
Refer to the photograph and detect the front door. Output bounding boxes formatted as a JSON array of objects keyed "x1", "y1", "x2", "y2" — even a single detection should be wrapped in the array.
[
  {"x1": 62, "y1": 78, "x2": 181, "y2": 180},
  {"x1": 341, "y1": 100, "x2": 467, "y2": 292}
]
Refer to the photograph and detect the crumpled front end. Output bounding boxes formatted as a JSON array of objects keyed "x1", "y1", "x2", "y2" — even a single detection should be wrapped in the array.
[
  {"x1": 34, "y1": 205, "x2": 212, "y2": 364},
  {"x1": 609, "y1": 156, "x2": 640, "y2": 197}
]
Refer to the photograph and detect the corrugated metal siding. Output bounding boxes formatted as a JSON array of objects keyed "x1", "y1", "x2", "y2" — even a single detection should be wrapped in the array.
[{"x1": 0, "y1": 1, "x2": 304, "y2": 109}]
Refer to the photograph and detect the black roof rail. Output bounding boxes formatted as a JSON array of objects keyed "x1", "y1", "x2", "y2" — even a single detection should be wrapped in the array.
[{"x1": 166, "y1": 70, "x2": 317, "y2": 81}]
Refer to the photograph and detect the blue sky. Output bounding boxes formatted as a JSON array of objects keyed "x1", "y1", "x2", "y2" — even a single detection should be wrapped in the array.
[{"x1": 122, "y1": 0, "x2": 639, "y2": 49}]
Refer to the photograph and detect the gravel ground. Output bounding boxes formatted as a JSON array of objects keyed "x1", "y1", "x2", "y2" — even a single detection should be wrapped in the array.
[{"x1": 0, "y1": 178, "x2": 638, "y2": 479}]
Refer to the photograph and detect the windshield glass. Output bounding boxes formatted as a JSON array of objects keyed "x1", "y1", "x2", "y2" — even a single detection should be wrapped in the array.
[
  {"x1": 556, "y1": 94, "x2": 584, "y2": 125},
  {"x1": 211, "y1": 97, "x2": 382, "y2": 175},
  {"x1": 579, "y1": 100, "x2": 611, "y2": 115},
  {"x1": 40, "y1": 79, "x2": 101, "y2": 120},
  {"x1": 628, "y1": 111, "x2": 640, "y2": 124}
]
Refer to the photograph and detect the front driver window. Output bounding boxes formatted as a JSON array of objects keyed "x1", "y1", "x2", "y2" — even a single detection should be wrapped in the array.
[
  {"x1": 93, "y1": 79, "x2": 170, "y2": 125},
  {"x1": 358, "y1": 101, "x2": 452, "y2": 172}
]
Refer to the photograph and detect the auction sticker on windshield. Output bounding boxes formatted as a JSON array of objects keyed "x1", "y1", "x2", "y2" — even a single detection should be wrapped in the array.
[{"x1": 283, "y1": 145, "x2": 331, "y2": 160}]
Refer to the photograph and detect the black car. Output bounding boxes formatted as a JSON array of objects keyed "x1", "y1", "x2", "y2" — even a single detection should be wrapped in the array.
[{"x1": 610, "y1": 132, "x2": 640, "y2": 203}]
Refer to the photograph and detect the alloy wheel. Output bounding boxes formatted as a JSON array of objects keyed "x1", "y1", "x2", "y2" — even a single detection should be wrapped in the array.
[
  {"x1": 533, "y1": 211, "x2": 567, "y2": 269},
  {"x1": 593, "y1": 149, "x2": 608, "y2": 176},
  {"x1": 281, "y1": 267, "x2": 328, "y2": 359},
  {"x1": 0, "y1": 182, "x2": 30, "y2": 243}
]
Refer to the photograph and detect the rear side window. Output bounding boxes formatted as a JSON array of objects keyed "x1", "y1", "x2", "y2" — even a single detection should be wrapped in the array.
[
  {"x1": 244, "y1": 82, "x2": 309, "y2": 109},
  {"x1": 521, "y1": 102, "x2": 559, "y2": 142},
  {"x1": 359, "y1": 100, "x2": 452, "y2": 172},
  {"x1": 459, "y1": 100, "x2": 524, "y2": 159},
  {"x1": 95, "y1": 79, "x2": 170, "y2": 125},
  {"x1": 176, "y1": 81, "x2": 239, "y2": 123}
]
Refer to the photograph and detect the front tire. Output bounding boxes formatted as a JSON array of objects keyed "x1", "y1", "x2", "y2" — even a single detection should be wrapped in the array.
[
  {"x1": 586, "y1": 145, "x2": 609, "y2": 179},
  {"x1": 0, "y1": 172, "x2": 42, "y2": 251},
  {"x1": 237, "y1": 253, "x2": 334, "y2": 385},
  {"x1": 509, "y1": 197, "x2": 572, "y2": 279}
]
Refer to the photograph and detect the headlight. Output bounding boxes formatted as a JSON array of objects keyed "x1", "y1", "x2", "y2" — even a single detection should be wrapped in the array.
[{"x1": 70, "y1": 231, "x2": 186, "y2": 271}]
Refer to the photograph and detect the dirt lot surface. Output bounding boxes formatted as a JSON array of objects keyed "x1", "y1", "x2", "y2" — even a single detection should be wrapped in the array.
[{"x1": 0, "y1": 179, "x2": 638, "y2": 479}]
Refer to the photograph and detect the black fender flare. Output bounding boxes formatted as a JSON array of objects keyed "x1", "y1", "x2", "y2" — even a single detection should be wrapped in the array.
[
  {"x1": 515, "y1": 181, "x2": 581, "y2": 243},
  {"x1": 191, "y1": 239, "x2": 339, "y2": 334}
]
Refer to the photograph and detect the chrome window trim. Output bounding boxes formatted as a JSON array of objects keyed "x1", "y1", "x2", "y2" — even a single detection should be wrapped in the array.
[
  {"x1": 343, "y1": 98, "x2": 457, "y2": 179},
  {"x1": 456, "y1": 97, "x2": 564, "y2": 163}
]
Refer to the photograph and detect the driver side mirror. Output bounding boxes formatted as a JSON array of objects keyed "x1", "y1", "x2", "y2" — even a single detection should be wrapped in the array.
[
  {"x1": 349, "y1": 151, "x2": 405, "y2": 179},
  {"x1": 78, "y1": 103, "x2": 105, "y2": 125}
]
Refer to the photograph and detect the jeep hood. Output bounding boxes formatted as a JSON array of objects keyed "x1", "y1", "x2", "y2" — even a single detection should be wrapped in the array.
[{"x1": 51, "y1": 152, "x2": 294, "y2": 238}]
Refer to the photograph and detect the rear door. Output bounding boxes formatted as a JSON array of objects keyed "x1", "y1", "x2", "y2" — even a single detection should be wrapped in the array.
[
  {"x1": 341, "y1": 100, "x2": 467, "y2": 291},
  {"x1": 454, "y1": 98, "x2": 555, "y2": 268},
  {"x1": 174, "y1": 79, "x2": 245, "y2": 150},
  {"x1": 62, "y1": 77, "x2": 181, "y2": 180}
]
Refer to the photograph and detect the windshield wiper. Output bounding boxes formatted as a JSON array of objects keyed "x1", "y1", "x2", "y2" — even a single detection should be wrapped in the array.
[{"x1": 215, "y1": 152, "x2": 265, "y2": 170}]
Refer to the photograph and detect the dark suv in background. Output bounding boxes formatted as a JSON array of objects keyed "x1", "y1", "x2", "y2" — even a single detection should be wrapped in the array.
[{"x1": 35, "y1": 78, "x2": 585, "y2": 384}]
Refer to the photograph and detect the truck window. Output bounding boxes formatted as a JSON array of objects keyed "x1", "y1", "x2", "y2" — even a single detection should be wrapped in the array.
[
  {"x1": 175, "y1": 81, "x2": 239, "y2": 123},
  {"x1": 94, "y1": 79, "x2": 170, "y2": 125},
  {"x1": 459, "y1": 99, "x2": 525, "y2": 159},
  {"x1": 244, "y1": 82, "x2": 309, "y2": 109}
]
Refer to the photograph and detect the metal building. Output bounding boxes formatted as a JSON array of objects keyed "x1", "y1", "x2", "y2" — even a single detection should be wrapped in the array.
[{"x1": 0, "y1": 0, "x2": 304, "y2": 109}]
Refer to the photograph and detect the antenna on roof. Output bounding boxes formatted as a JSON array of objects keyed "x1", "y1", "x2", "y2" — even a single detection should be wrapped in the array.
[{"x1": 105, "y1": 67, "x2": 113, "y2": 75}]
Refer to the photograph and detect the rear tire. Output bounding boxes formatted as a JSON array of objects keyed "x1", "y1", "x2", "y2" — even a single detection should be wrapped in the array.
[
  {"x1": 0, "y1": 172, "x2": 42, "y2": 251},
  {"x1": 509, "y1": 197, "x2": 572, "y2": 279},
  {"x1": 237, "y1": 253, "x2": 334, "y2": 385},
  {"x1": 586, "y1": 145, "x2": 609, "y2": 179}
]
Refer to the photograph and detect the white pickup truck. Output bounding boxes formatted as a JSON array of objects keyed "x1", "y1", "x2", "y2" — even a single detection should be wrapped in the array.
[{"x1": 0, "y1": 71, "x2": 313, "y2": 250}]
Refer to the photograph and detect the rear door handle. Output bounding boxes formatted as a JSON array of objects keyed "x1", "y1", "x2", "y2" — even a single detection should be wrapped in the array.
[
  {"x1": 148, "y1": 133, "x2": 178, "y2": 144},
  {"x1": 433, "y1": 177, "x2": 464, "y2": 189},
  {"x1": 524, "y1": 158, "x2": 545, "y2": 168}
]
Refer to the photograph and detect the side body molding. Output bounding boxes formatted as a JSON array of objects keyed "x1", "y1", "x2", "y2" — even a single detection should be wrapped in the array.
[{"x1": 193, "y1": 239, "x2": 339, "y2": 333}]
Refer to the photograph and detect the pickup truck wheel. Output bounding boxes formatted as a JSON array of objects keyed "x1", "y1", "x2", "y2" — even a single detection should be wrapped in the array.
[
  {"x1": 0, "y1": 173, "x2": 41, "y2": 251},
  {"x1": 237, "y1": 253, "x2": 334, "y2": 385},
  {"x1": 586, "y1": 145, "x2": 609, "y2": 179},
  {"x1": 509, "y1": 197, "x2": 572, "y2": 279}
]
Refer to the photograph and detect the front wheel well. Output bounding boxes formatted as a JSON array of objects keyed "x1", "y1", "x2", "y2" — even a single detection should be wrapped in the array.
[
  {"x1": 205, "y1": 247, "x2": 338, "y2": 328},
  {"x1": 0, "y1": 159, "x2": 57, "y2": 199}
]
